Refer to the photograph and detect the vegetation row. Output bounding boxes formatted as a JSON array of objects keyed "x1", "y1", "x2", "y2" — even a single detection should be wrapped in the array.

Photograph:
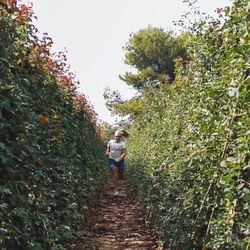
[
  {"x1": 0, "y1": 1, "x2": 107, "y2": 249},
  {"x1": 105, "y1": 0, "x2": 249, "y2": 249}
]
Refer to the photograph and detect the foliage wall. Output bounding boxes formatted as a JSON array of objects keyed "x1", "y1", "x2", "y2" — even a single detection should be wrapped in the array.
[
  {"x1": 126, "y1": 0, "x2": 249, "y2": 249},
  {"x1": 0, "y1": 1, "x2": 107, "y2": 249}
]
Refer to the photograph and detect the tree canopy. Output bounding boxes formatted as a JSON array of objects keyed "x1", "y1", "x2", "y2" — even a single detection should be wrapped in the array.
[
  {"x1": 120, "y1": 26, "x2": 187, "y2": 90},
  {"x1": 104, "y1": 27, "x2": 187, "y2": 120}
]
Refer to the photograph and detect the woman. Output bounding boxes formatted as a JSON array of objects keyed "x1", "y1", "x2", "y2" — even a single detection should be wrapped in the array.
[{"x1": 106, "y1": 129, "x2": 129, "y2": 196}]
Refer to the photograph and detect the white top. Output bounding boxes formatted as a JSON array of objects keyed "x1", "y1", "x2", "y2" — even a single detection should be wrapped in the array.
[{"x1": 107, "y1": 139, "x2": 126, "y2": 160}]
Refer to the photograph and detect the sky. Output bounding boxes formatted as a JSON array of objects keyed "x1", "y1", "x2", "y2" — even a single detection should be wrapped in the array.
[{"x1": 22, "y1": 0, "x2": 232, "y2": 124}]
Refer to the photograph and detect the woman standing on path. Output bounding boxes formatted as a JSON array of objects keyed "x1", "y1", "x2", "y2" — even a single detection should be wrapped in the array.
[{"x1": 106, "y1": 129, "x2": 129, "y2": 196}]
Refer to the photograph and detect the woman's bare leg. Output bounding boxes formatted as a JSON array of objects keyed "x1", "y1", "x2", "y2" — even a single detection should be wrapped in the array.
[
  {"x1": 118, "y1": 167, "x2": 124, "y2": 180},
  {"x1": 111, "y1": 167, "x2": 119, "y2": 192}
]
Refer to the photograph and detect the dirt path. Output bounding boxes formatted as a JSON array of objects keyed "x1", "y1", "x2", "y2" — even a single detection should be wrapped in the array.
[{"x1": 74, "y1": 175, "x2": 159, "y2": 250}]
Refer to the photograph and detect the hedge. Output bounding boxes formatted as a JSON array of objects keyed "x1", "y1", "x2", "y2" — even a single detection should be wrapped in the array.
[{"x1": 0, "y1": 1, "x2": 107, "y2": 249}]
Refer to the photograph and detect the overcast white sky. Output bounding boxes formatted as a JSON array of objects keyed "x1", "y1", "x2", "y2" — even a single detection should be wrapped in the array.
[{"x1": 23, "y1": 0, "x2": 232, "y2": 124}]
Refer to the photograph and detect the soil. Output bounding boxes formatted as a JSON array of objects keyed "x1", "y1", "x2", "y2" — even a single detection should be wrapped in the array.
[{"x1": 74, "y1": 174, "x2": 159, "y2": 250}]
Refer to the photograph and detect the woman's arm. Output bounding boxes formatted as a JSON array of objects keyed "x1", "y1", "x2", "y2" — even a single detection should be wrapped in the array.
[
  {"x1": 116, "y1": 148, "x2": 126, "y2": 162},
  {"x1": 106, "y1": 145, "x2": 110, "y2": 155},
  {"x1": 106, "y1": 143, "x2": 110, "y2": 156}
]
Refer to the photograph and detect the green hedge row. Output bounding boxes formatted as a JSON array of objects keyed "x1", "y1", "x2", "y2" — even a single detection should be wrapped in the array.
[
  {"x1": 0, "y1": 1, "x2": 107, "y2": 249},
  {"x1": 126, "y1": 0, "x2": 249, "y2": 249}
]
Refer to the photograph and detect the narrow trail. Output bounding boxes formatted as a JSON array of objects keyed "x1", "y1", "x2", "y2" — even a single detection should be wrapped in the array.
[{"x1": 74, "y1": 175, "x2": 159, "y2": 250}]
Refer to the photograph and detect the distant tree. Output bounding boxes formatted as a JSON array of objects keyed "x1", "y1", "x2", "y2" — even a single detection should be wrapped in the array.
[
  {"x1": 104, "y1": 27, "x2": 188, "y2": 121},
  {"x1": 119, "y1": 26, "x2": 187, "y2": 90},
  {"x1": 103, "y1": 87, "x2": 142, "y2": 118},
  {"x1": 100, "y1": 121, "x2": 116, "y2": 143}
]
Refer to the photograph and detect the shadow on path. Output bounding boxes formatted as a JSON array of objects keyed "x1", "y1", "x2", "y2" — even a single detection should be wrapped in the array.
[{"x1": 74, "y1": 174, "x2": 159, "y2": 250}]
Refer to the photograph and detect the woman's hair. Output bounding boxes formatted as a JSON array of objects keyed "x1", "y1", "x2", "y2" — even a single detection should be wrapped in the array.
[
  {"x1": 120, "y1": 129, "x2": 130, "y2": 138},
  {"x1": 115, "y1": 129, "x2": 129, "y2": 138}
]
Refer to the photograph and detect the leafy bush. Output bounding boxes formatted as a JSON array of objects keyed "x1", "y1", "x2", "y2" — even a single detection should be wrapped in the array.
[
  {"x1": 0, "y1": 1, "x2": 107, "y2": 249},
  {"x1": 126, "y1": 0, "x2": 249, "y2": 249}
]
